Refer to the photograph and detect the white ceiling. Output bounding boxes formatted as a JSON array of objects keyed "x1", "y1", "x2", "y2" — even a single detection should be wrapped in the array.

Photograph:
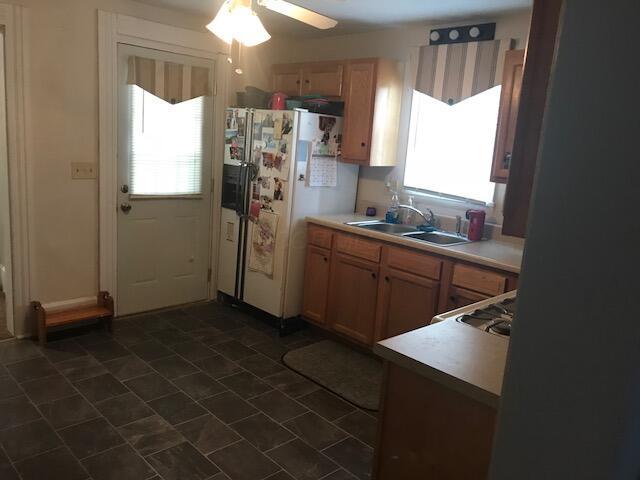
[{"x1": 137, "y1": 0, "x2": 532, "y2": 37}]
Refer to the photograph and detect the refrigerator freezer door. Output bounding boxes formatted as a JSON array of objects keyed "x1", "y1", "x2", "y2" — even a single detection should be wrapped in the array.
[{"x1": 218, "y1": 108, "x2": 251, "y2": 298}]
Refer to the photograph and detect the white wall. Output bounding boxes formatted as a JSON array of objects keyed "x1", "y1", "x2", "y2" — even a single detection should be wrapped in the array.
[
  {"x1": 2, "y1": 0, "x2": 279, "y2": 308},
  {"x1": 265, "y1": 11, "x2": 532, "y2": 227},
  {"x1": 491, "y1": 1, "x2": 640, "y2": 476}
]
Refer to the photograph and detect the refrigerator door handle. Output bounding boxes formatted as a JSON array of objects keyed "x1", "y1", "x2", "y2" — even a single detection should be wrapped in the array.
[{"x1": 235, "y1": 161, "x2": 246, "y2": 218}]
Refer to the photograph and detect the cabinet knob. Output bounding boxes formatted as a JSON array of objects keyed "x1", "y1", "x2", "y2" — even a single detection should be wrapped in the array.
[
  {"x1": 361, "y1": 142, "x2": 366, "y2": 147},
  {"x1": 323, "y1": 257, "x2": 328, "y2": 262},
  {"x1": 385, "y1": 276, "x2": 390, "y2": 282},
  {"x1": 296, "y1": 80, "x2": 300, "y2": 84},
  {"x1": 305, "y1": 79, "x2": 310, "y2": 83},
  {"x1": 371, "y1": 272, "x2": 376, "y2": 279}
]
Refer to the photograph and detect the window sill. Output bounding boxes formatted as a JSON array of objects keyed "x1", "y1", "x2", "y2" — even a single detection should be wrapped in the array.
[{"x1": 402, "y1": 187, "x2": 495, "y2": 209}]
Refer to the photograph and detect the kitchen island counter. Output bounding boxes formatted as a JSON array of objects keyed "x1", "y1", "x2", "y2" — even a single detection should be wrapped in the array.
[{"x1": 374, "y1": 319, "x2": 508, "y2": 408}]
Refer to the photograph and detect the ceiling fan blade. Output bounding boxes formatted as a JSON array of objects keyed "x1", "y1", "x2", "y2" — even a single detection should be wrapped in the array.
[{"x1": 257, "y1": 0, "x2": 338, "y2": 29}]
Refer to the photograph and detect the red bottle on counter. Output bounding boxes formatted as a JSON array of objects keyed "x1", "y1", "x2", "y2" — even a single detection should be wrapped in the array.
[{"x1": 466, "y1": 209, "x2": 486, "y2": 241}]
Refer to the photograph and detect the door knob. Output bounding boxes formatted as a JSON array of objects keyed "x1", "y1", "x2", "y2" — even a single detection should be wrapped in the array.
[{"x1": 120, "y1": 203, "x2": 132, "y2": 213}]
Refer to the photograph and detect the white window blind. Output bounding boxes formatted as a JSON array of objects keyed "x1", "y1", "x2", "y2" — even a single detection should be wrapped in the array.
[
  {"x1": 129, "y1": 85, "x2": 204, "y2": 196},
  {"x1": 403, "y1": 86, "x2": 501, "y2": 205}
]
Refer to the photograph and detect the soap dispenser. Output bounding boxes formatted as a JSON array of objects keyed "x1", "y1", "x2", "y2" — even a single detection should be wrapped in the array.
[{"x1": 385, "y1": 191, "x2": 400, "y2": 224}]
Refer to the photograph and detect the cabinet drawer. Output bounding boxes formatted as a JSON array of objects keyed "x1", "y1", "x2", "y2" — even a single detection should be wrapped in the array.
[
  {"x1": 452, "y1": 264, "x2": 508, "y2": 296},
  {"x1": 385, "y1": 246, "x2": 442, "y2": 280},
  {"x1": 307, "y1": 225, "x2": 333, "y2": 249},
  {"x1": 335, "y1": 233, "x2": 381, "y2": 263}
]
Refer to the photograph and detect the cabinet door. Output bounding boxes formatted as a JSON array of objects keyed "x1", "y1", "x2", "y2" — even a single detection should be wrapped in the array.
[
  {"x1": 302, "y1": 245, "x2": 331, "y2": 325},
  {"x1": 375, "y1": 267, "x2": 440, "y2": 341},
  {"x1": 272, "y1": 66, "x2": 302, "y2": 96},
  {"x1": 342, "y1": 61, "x2": 376, "y2": 163},
  {"x1": 491, "y1": 49, "x2": 525, "y2": 183},
  {"x1": 302, "y1": 63, "x2": 343, "y2": 97},
  {"x1": 446, "y1": 286, "x2": 490, "y2": 311},
  {"x1": 327, "y1": 252, "x2": 379, "y2": 344}
]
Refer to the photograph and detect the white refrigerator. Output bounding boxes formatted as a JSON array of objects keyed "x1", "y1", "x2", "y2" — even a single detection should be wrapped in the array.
[{"x1": 218, "y1": 108, "x2": 359, "y2": 325}]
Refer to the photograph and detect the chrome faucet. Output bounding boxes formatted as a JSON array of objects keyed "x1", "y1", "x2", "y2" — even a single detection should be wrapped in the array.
[
  {"x1": 456, "y1": 215, "x2": 463, "y2": 236},
  {"x1": 397, "y1": 205, "x2": 435, "y2": 226}
]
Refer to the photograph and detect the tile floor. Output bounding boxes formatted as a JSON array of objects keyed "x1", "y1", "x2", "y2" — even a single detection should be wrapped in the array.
[{"x1": 0, "y1": 302, "x2": 377, "y2": 480}]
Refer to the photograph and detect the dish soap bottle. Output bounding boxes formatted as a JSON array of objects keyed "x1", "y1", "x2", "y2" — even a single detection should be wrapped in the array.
[
  {"x1": 385, "y1": 191, "x2": 400, "y2": 224},
  {"x1": 403, "y1": 195, "x2": 416, "y2": 225}
]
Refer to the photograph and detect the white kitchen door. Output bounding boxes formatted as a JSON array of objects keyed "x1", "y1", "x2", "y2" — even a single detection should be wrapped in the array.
[{"x1": 116, "y1": 45, "x2": 214, "y2": 316}]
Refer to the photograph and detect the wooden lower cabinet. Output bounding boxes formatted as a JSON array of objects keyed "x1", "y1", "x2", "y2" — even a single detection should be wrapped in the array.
[
  {"x1": 447, "y1": 285, "x2": 491, "y2": 311},
  {"x1": 327, "y1": 252, "x2": 379, "y2": 345},
  {"x1": 375, "y1": 267, "x2": 440, "y2": 341},
  {"x1": 301, "y1": 224, "x2": 518, "y2": 346},
  {"x1": 301, "y1": 245, "x2": 331, "y2": 326},
  {"x1": 375, "y1": 363, "x2": 496, "y2": 479}
]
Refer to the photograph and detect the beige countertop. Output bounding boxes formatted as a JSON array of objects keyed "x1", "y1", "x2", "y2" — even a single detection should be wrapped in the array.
[
  {"x1": 306, "y1": 214, "x2": 523, "y2": 273},
  {"x1": 374, "y1": 320, "x2": 508, "y2": 408}
]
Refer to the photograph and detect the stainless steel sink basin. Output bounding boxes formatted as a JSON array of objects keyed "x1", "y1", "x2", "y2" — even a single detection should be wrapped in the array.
[
  {"x1": 345, "y1": 221, "x2": 419, "y2": 235},
  {"x1": 403, "y1": 231, "x2": 470, "y2": 246},
  {"x1": 345, "y1": 220, "x2": 471, "y2": 246}
]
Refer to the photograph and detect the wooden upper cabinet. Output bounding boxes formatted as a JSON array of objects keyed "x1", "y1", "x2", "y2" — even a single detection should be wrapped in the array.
[
  {"x1": 272, "y1": 64, "x2": 303, "y2": 96},
  {"x1": 502, "y1": 0, "x2": 563, "y2": 237},
  {"x1": 375, "y1": 267, "x2": 440, "y2": 341},
  {"x1": 327, "y1": 252, "x2": 379, "y2": 345},
  {"x1": 302, "y1": 245, "x2": 331, "y2": 326},
  {"x1": 342, "y1": 59, "x2": 402, "y2": 166},
  {"x1": 491, "y1": 49, "x2": 525, "y2": 183},
  {"x1": 302, "y1": 63, "x2": 343, "y2": 98}
]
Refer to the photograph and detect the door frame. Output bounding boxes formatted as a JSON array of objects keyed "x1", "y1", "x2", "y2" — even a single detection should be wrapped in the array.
[
  {"x1": 98, "y1": 12, "x2": 229, "y2": 314},
  {"x1": 0, "y1": 4, "x2": 31, "y2": 338}
]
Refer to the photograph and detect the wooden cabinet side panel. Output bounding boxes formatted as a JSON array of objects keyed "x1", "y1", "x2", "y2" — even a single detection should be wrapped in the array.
[
  {"x1": 491, "y1": 49, "x2": 525, "y2": 183},
  {"x1": 375, "y1": 363, "x2": 496, "y2": 480}
]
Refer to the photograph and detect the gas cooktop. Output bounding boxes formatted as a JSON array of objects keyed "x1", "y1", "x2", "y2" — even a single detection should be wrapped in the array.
[{"x1": 431, "y1": 291, "x2": 517, "y2": 338}]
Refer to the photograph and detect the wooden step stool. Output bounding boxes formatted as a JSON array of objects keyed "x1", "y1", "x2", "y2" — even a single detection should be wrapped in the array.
[{"x1": 32, "y1": 291, "x2": 114, "y2": 346}]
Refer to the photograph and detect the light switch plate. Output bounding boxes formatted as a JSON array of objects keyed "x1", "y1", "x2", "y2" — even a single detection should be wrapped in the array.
[{"x1": 71, "y1": 162, "x2": 97, "y2": 179}]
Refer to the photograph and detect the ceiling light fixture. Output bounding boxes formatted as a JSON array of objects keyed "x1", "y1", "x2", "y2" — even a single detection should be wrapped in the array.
[
  {"x1": 207, "y1": 0, "x2": 271, "y2": 47},
  {"x1": 206, "y1": 0, "x2": 338, "y2": 48}
]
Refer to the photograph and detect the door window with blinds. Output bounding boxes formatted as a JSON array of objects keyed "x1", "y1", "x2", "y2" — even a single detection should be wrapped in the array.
[
  {"x1": 404, "y1": 39, "x2": 512, "y2": 205},
  {"x1": 125, "y1": 54, "x2": 212, "y2": 197}
]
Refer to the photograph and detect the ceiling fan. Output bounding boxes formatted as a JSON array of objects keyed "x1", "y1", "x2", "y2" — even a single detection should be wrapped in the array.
[{"x1": 207, "y1": 0, "x2": 338, "y2": 47}]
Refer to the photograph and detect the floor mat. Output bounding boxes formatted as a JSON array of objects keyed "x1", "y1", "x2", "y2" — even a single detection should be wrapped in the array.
[{"x1": 283, "y1": 339, "x2": 383, "y2": 411}]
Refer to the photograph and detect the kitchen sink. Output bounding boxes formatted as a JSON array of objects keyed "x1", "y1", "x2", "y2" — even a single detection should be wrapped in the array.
[
  {"x1": 345, "y1": 221, "x2": 419, "y2": 235},
  {"x1": 345, "y1": 220, "x2": 471, "y2": 246},
  {"x1": 403, "y1": 231, "x2": 470, "y2": 246}
]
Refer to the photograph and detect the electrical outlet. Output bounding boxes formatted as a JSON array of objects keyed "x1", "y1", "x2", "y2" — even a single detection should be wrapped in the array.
[{"x1": 71, "y1": 162, "x2": 97, "y2": 179}]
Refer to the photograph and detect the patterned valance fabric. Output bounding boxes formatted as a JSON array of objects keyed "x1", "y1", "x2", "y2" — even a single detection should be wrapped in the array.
[
  {"x1": 127, "y1": 56, "x2": 211, "y2": 105},
  {"x1": 415, "y1": 39, "x2": 513, "y2": 105}
]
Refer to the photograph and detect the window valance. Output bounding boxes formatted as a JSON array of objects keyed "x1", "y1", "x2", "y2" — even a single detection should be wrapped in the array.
[
  {"x1": 415, "y1": 39, "x2": 513, "y2": 105},
  {"x1": 127, "y1": 56, "x2": 211, "y2": 105}
]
